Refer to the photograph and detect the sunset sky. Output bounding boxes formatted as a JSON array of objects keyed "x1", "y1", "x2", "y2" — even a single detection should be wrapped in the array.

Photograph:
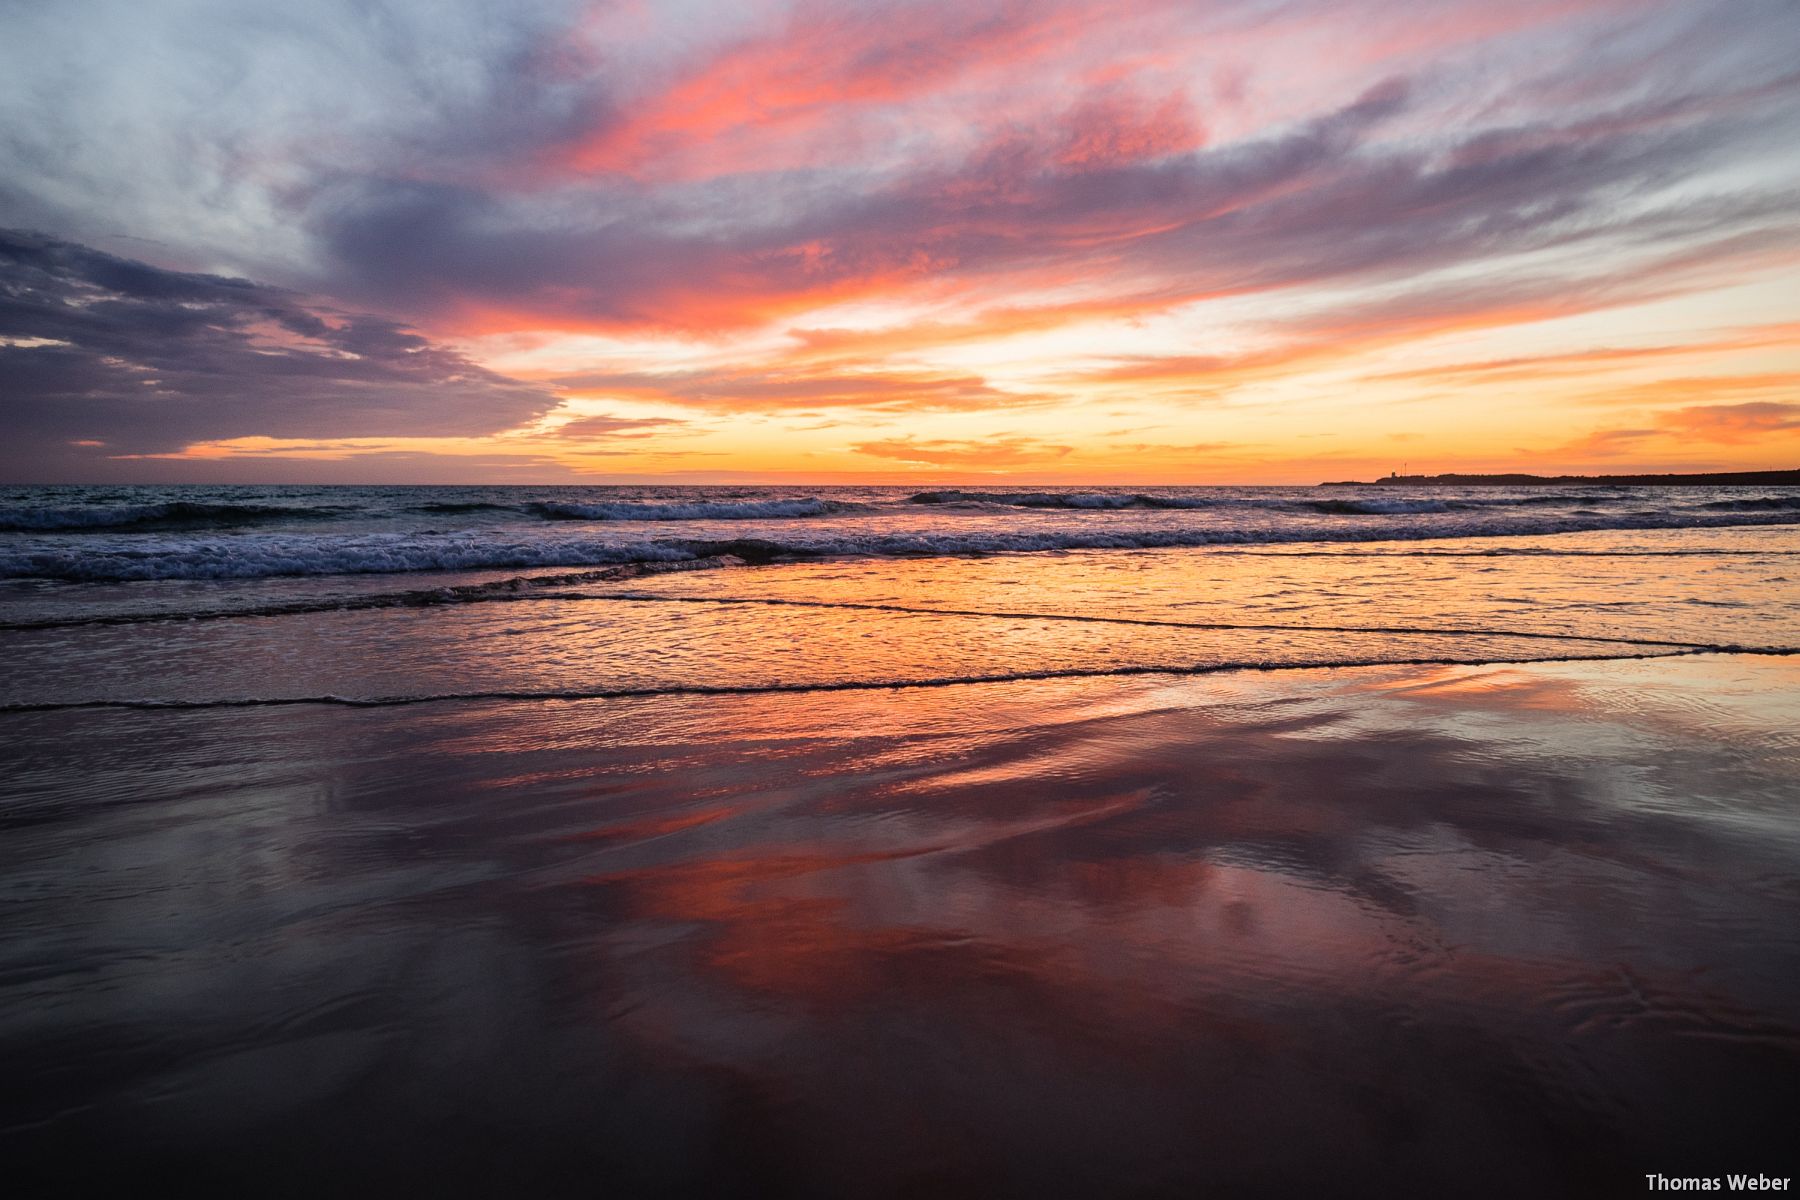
[{"x1": 2, "y1": 0, "x2": 1798, "y2": 484}]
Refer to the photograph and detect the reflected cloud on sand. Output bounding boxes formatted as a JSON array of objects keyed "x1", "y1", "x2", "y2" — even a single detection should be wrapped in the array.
[{"x1": 6, "y1": 657, "x2": 1793, "y2": 1194}]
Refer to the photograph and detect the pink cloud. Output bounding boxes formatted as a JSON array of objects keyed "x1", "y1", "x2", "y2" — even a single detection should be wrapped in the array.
[{"x1": 1658, "y1": 400, "x2": 1800, "y2": 443}]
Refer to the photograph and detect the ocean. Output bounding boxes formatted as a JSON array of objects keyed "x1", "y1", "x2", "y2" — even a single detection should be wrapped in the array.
[
  {"x1": 5, "y1": 481, "x2": 1800, "y2": 581},
  {"x1": 3, "y1": 483, "x2": 1799, "y2": 1196}
]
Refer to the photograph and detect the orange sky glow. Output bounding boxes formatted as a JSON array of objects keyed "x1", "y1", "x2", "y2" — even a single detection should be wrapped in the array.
[{"x1": 3, "y1": 0, "x2": 1797, "y2": 483}]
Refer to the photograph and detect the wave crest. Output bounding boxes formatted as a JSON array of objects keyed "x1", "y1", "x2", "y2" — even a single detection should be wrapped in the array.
[
  {"x1": 7, "y1": 506, "x2": 1798, "y2": 581},
  {"x1": 0, "y1": 501, "x2": 344, "y2": 532},
  {"x1": 527, "y1": 497, "x2": 860, "y2": 521}
]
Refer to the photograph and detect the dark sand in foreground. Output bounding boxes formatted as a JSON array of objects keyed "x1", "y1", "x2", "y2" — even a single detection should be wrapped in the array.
[{"x1": 4, "y1": 654, "x2": 1797, "y2": 1197}]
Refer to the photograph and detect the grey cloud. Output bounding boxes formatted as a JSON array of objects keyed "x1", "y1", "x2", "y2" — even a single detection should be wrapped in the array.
[
  {"x1": 295, "y1": 77, "x2": 1418, "y2": 325},
  {"x1": 0, "y1": 229, "x2": 560, "y2": 479},
  {"x1": 301, "y1": 36, "x2": 1799, "y2": 336},
  {"x1": 0, "y1": 0, "x2": 597, "y2": 277},
  {"x1": 3, "y1": 0, "x2": 1796, "y2": 398}
]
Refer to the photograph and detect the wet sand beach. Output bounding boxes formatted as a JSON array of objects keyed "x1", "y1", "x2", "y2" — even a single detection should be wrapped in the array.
[
  {"x1": 5, "y1": 658, "x2": 1799, "y2": 1197},
  {"x1": 2, "y1": 489, "x2": 1798, "y2": 1196}
]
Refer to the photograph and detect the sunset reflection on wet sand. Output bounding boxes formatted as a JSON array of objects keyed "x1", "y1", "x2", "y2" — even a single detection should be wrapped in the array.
[{"x1": 5, "y1": 646, "x2": 1797, "y2": 1197}]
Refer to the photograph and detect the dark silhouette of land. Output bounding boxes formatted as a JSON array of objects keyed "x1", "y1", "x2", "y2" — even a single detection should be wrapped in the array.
[{"x1": 1322, "y1": 469, "x2": 1800, "y2": 487}]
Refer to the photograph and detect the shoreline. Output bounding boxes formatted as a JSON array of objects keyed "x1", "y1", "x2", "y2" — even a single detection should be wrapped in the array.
[{"x1": 5, "y1": 654, "x2": 1798, "y2": 1196}]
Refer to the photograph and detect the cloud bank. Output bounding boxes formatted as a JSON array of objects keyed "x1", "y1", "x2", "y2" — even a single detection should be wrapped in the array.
[
  {"x1": 1, "y1": 0, "x2": 1797, "y2": 479},
  {"x1": 0, "y1": 230, "x2": 558, "y2": 478}
]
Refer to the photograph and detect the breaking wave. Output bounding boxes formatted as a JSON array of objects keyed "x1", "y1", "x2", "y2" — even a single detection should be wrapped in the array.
[
  {"x1": 1304, "y1": 498, "x2": 1453, "y2": 515},
  {"x1": 909, "y1": 490, "x2": 1216, "y2": 509},
  {"x1": 403, "y1": 501, "x2": 519, "y2": 515},
  {"x1": 0, "y1": 537, "x2": 694, "y2": 581},
  {"x1": 1696, "y1": 496, "x2": 1800, "y2": 512},
  {"x1": 910, "y1": 491, "x2": 1636, "y2": 513},
  {"x1": 5, "y1": 507, "x2": 1799, "y2": 581},
  {"x1": 527, "y1": 497, "x2": 864, "y2": 521},
  {"x1": 0, "y1": 501, "x2": 347, "y2": 532}
]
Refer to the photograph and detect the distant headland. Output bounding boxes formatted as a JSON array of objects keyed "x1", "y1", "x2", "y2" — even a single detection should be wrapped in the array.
[{"x1": 1321, "y1": 469, "x2": 1800, "y2": 487}]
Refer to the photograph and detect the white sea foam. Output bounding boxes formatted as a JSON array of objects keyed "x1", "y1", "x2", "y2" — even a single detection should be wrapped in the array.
[
  {"x1": 5, "y1": 506, "x2": 1798, "y2": 581},
  {"x1": 0, "y1": 535, "x2": 695, "y2": 581}
]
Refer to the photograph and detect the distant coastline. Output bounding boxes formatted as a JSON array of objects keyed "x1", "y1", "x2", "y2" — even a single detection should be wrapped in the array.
[{"x1": 1320, "y1": 469, "x2": 1800, "y2": 487}]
